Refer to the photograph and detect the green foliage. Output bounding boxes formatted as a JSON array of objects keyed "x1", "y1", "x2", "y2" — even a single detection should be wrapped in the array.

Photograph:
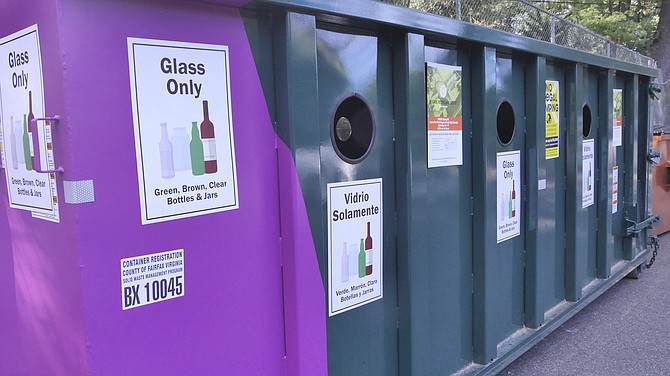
[
  {"x1": 539, "y1": 0, "x2": 660, "y2": 54},
  {"x1": 426, "y1": 65, "x2": 462, "y2": 118},
  {"x1": 379, "y1": 0, "x2": 660, "y2": 55}
]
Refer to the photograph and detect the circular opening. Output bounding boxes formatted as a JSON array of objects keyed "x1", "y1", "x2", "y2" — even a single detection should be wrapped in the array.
[
  {"x1": 582, "y1": 104, "x2": 592, "y2": 138},
  {"x1": 332, "y1": 95, "x2": 375, "y2": 163},
  {"x1": 496, "y1": 100, "x2": 515, "y2": 145}
]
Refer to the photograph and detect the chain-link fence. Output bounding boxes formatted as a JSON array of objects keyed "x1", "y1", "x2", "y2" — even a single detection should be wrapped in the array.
[{"x1": 379, "y1": 0, "x2": 656, "y2": 68}]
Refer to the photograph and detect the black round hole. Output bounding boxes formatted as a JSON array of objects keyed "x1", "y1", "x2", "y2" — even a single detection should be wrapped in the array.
[
  {"x1": 332, "y1": 95, "x2": 374, "y2": 163},
  {"x1": 496, "y1": 100, "x2": 515, "y2": 145},
  {"x1": 583, "y1": 104, "x2": 592, "y2": 138}
]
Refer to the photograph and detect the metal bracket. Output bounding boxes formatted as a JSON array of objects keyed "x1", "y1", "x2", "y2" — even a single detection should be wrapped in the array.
[
  {"x1": 30, "y1": 115, "x2": 64, "y2": 174},
  {"x1": 649, "y1": 83, "x2": 661, "y2": 100},
  {"x1": 625, "y1": 214, "x2": 660, "y2": 237},
  {"x1": 647, "y1": 148, "x2": 661, "y2": 164}
]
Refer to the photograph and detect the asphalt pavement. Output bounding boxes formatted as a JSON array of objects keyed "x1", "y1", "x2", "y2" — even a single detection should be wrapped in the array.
[{"x1": 499, "y1": 232, "x2": 670, "y2": 376}]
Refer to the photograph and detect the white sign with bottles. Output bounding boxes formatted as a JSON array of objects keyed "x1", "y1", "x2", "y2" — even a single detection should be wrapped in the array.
[
  {"x1": 127, "y1": 37, "x2": 239, "y2": 224},
  {"x1": 327, "y1": 178, "x2": 383, "y2": 316},
  {"x1": 496, "y1": 150, "x2": 521, "y2": 243},
  {"x1": 0, "y1": 24, "x2": 60, "y2": 222}
]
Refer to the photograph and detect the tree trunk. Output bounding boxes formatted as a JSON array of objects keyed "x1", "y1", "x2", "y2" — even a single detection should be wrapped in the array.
[{"x1": 650, "y1": 0, "x2": 670, "y2": 81}]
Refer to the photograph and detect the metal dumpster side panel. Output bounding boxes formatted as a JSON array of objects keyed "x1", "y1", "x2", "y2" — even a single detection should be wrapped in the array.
[{"x1": 0, "y1": 0, "x2": 87, "y2": 374}]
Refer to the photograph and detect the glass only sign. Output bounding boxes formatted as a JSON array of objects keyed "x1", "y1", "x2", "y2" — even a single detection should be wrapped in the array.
[
  {"x1": 0, "y1": 24, "x2": 60, "y2": 222},
  {"x1": 127, "y1": 37, "x2": 239, "y2": 224},
  {"x1": 497, "y1": 151, "x2": 521, "y2": 243}
]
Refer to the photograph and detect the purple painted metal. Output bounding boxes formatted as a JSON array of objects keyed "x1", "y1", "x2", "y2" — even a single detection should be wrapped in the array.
[{"x1": 0, "y1": 0, "x2": 327, "y2": 375}]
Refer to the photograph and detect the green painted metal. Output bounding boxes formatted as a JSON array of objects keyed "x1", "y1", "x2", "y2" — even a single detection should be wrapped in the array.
[
  {"x1": 491, "y1": 52, "x2": 527, "y2": 352},
  {"x1": 523, "y1": 55, "x2": 544, "y2": 329},
  {"x1": 315, "y1": 25, "x2": 399, "y2": 376},
  {"x1": 597, "y1": 70, "x2": 615, "y2": 280},
  {"x1": 565, "y1": 63, "x2": 585, "y2": 302},
  {"x1": 471, "y1": 45, "x2": 498, "y2": 365},
  {"x1": 623, "y1": 74, "x2": 640, "y2": 260},
  {"x1": 612, "y1": 75, "x2": 626, "y2": 263},
  {"x1": 540, "y1": 62, "x2": 567, "y2": 313},
  {"x1": 585, "y1": 68, "x2": 601, "y2": 286},
  {"x1": 259, "y1": 0, "x2": 656, "y2": 77},
  {"x1": 394, "y1": 31, "x2": 428, "y2": 376},
  {"x1": 248, "y1": 1, "x2": 659, "y2": 374}
]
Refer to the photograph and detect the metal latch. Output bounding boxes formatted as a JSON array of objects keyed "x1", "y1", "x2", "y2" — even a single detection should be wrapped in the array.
[
  {"x1": 30, "y1": 115, "x2": 64, "y2": 174},
  {"x1": 625, "y1": 214, "x2": 660, "y2": 237}
]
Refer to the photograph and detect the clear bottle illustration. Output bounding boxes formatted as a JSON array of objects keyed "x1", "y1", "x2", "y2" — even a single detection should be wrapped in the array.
[
  {"x1": 159, "y1": 123, "x2": 175, "y2": 179},
  {"x1": 27, "y1": 91, "x2": 35, "y2": 168},
  {"x1": 171, "y1": 127, "x2": 191, "y2": 171},
  {"x1": 190, "y1": 121, "x2": 205, "y2": 176},
  {"x1": 15, "y1": 119, "x2": 24, "y2": 165},
  {"x1": 200, "y1": 100, "x2": 217, "y2": 174},
  {"x1": 365, "y1": 221, "x2": 373, "y2": 276},
  {"x1": 10, "y1": 116, "x2": 18, "y2": 170},
  {"x1": 23, "y1": 114, "x2": 32, "y2": 171},
  {"x1": 358, "y1": 238, "x2": 366, "y2": 278},
  {"x1": 341, "y1": 242, "x2": 349, "y2": 283}
]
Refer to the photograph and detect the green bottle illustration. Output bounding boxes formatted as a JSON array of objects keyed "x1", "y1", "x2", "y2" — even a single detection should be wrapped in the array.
[
  {"x1": 22, "y1": 114, "x2": 32, "y2": 171},
  {"x1": 190, "y1": 121, "x2": 205, "y2": 176},
  {"x1": 358, "y1": 238, "x2": 366, "y2": 278}
]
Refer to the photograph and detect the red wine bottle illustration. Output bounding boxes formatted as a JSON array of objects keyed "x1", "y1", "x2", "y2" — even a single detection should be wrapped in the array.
[{"x1": 200, "y1": 100, "x2": 217, "y2": 174}]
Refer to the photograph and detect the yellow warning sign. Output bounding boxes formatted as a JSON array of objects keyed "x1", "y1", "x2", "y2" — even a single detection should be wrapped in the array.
[{"x1": 545, "y1": 80, "x2": 560, "y2": 159}]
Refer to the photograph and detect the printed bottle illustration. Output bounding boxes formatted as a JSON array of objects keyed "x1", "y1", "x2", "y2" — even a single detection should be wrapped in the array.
[
  {"x1": 341, "y1": 242, "x2": 349, "y2": 283},
  {"x1": 510, "y1": 180, "x2": 516, "y2": 218},
  {"x1": 10, "y1": 115, "x2": 18, "y2": 170},
  {"x1": 23, "y1": 114, "x2": 32, "y2": 171},
  {"x1": 348, "y1": 243, "x2": 358, "y2": 277},
  {"x1": 171, "y1": 127, "x2": 191, "y2": 171},
  {"x1": 159, "y1": 123, "x2": 175, "y2": 179},
  {"x1": 358, "y1": 238, "x2": 366, "y2": 278},
  {"x1": 15, "y1": 118, "x2": 24, "y2": 165},
  {"x1": 365, "y1": 221, "x2": 373, "y2": 276},
  {"x1": 27, "y1": 91, "x2": 35, "y2": 168},
  {"x1": 588, "y1": 162, "x2": 592, "y2": 191},
  {"x1": 200, "y1": 100, "x2": 217, "y2": 174},
  {"x1": 190, "y1": 121, "x2": 205, "y2": 176}
]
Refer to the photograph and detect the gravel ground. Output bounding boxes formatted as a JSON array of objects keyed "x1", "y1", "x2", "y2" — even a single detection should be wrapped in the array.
[{"x1": 499, "y1": 233, "x2": 670, "y2": 376}]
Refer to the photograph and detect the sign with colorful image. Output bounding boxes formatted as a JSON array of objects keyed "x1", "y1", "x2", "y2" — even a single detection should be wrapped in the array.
[
  {"x1": 545, "y1": 80, "x2": 560, "y2": 159},
  {"x1": 426, "y1": 62, "x2": 463, "y2": 168},
  {"x1": 128, "y1": 38, "x2": 239, "y2": 224},
  {"x1": 613, "y1": 88, "x2": 623, "y2": 147},
  {"x1": 497, "y1": 151, "x2": 521, "y2": 243},
  {"x1": 582, "y1": 139, "x2": 595, "y2": 208},
  {"x1": 327, "y1": 178, "x2": 383, "y2": 316},
  {"x1": 0, "y1": 24, "x2": 60, "y2": 222}
]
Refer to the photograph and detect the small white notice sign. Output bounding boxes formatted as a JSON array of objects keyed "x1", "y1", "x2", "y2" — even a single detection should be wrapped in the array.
[{"x1": 121, "y1": 249, "x2": 184, "y2": 310}]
